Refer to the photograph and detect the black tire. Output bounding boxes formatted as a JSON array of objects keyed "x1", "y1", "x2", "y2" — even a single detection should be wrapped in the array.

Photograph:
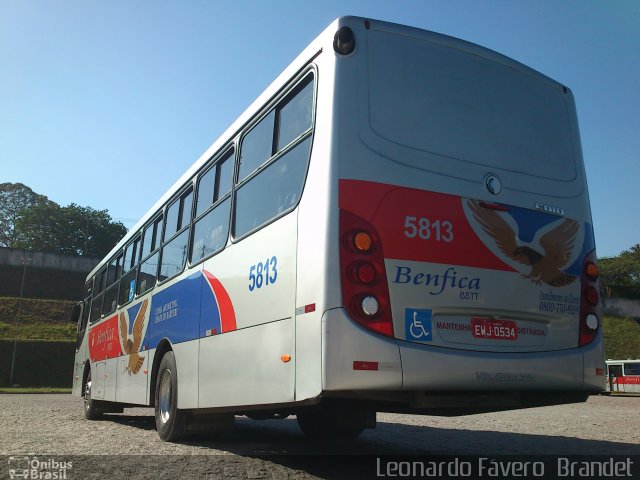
[
  {"x1": 296, "y1": 402, "x2": 371, "y2": 439},
  {"x1": 154, "y1": 351, "x2": 186, "y2": 442},
  {"x1": 83, "y1": 369, "x2": 103, "y2": 420}
]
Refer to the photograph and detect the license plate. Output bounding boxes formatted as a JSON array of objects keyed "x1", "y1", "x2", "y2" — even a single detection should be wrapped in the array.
[{"x1": 471, "y1": 318, "x2": 518, "y2": 341}]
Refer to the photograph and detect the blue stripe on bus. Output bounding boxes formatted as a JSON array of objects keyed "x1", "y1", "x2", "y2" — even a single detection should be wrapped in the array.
[{"x1": 147, "y1": 272, "x2": 207, "y2": 347}]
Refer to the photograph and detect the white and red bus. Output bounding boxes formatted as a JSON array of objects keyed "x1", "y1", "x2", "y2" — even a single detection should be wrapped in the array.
[
  {"x1": 606, "y1": 360, "x2": 640, "y2": 393},
  {"x1": 72, "y1": 16, "x2": 605, "y2": 441}
]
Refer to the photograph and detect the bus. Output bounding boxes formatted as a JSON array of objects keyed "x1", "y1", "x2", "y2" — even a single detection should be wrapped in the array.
[
  {"x1": 72, "y1": 16, "x2": 605, "y2": 441},
  {"x1": 606, "y1": 360, "x2": 640, "y2": 393}
]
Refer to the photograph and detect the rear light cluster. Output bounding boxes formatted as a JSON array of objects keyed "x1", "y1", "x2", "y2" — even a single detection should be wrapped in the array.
[
  {"x1": 339, "y1": 209, "x2": 394, "y2": 337},
  {"x1": 579, "y1": 249, "x2": 601, "y2": 346}
]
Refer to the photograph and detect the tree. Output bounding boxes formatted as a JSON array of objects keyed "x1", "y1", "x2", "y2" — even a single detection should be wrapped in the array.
[
  {"x1": 0, "y1": 183, "x2": 49, "y2": 247},
  {"x1": 13, "y1": 203, "x2": 127, "y2": 258},
  {"x1": 599, "y1": 244, "x2": 640, "y2": 298}
]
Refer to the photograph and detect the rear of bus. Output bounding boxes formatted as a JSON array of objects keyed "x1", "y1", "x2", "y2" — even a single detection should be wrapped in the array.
[{"x1": 322, "y1": 17, "x2": 605, "y2": 413}]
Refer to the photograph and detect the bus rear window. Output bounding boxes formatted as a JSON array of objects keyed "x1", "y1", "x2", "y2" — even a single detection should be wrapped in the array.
[{"x1": 366, "y1": 29, "x2": 576, "y2": 181}]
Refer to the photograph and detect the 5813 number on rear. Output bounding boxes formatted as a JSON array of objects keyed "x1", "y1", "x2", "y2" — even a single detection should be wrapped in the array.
[{"x1": 404, "y1": 216, "x2": 454, "y2": 242}]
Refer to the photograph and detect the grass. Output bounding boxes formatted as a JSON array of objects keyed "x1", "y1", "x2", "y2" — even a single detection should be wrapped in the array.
[
  {"x1": 602, "y1": 315, "x2": 640, "y2": 359},
  {"x1": 0, "y1": 297, "x2": 76, "y2": 324},
  {"x1": 0, "y1": 387, "x2": 71, "y2": 394},
  {"x1": 0, "y1": 321, "x2": 76, "y2": 341},
  {"x1": 0, "y1": 296, "x2": 77, "y2": 341}
]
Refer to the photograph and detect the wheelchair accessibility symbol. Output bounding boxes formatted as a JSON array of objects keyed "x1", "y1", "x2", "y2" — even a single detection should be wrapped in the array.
[{"x1": 405, "y1": 308, "x2": 433, "y2": 341}]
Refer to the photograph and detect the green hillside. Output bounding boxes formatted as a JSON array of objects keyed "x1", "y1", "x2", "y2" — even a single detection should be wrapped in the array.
[
  {"x1": 602, "y1": 315, "x2": 640, "y2": 359},
  {"x1": 0, "y1": 297, "x2": 638, "y2": 359},
  {"x1": 0, "y1": 297, "x2": 76, "y2": 341}
]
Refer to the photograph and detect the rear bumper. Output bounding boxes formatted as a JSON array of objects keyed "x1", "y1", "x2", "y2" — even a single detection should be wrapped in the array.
[
  {"x1": 320, "y1": 389, "x2": 591, "y2": 416},
  {"x1": 401, "y1": 328, "x2": 605, "y2": 392},
  {"x1": 322, "y1": 308, "x2": 606, "y2": 394}
]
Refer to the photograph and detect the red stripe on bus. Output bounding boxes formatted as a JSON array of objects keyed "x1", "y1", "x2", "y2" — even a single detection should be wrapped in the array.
[
  {"x1": 611, "y1": 376, "x2": 640, "y2": 385},
  {"x1": 204, "y1": 271, "x2": 237, "y2": 333}
]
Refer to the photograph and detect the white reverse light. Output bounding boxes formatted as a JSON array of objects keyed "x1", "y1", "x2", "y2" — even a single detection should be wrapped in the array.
[
  {"x1": 361, "y1": 296, "x2": 379, "y2": 317},
  {"x1": 585, "y1": 314, "x2": 598, "y2": 330}
]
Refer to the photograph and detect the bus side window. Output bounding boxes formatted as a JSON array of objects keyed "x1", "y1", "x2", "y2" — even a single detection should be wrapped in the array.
[
  {"x1": 195, "y1": 166, "x2": 215, "y2": 217},
  {"x1": 140, "y1": 214, "x2": 162, "y2": 261},
  {"x1": 73, "y1": 300, "x2": 87, "y2": 349},
  {"x1": 80, "y1": 279, "x2": 93, "y2": 331},
  {"x1": 238, "y1": 111, "x2": 275, "y2": 182},
  {"x1": 119, "y1": 235, "x2": 140, "y2": 306},
  {"x1": 276, "y1": 77, "x2": 314, "y2": 150},
  {"x1": 71, "y1": 302, "x2": 81, "y2": 332},
  {"x1": 191, "y1": 149, "x2": 234, "y2": 263},
  {"x1": 164, "y1": 187, "x2": 192, "y2": 242},
  {"x1": 137, "y1": 215, "x2": 163, "y2": 295},
  {"x1": 90, "y1": 269, "x2": 106, "y2": 323},
  {"x1": 103, "y1": 253, "x2": 123, "y2": 315},
  {"x1": 81, "y1": 297, "x2": 90, "y2": 330},
  {"x1": 218, "y1": 153, "x2": 234, "y2": 198},
  {"x1": 138, "y1": 252, "x2": 159, "y2": 295},
  {"x1": 624, "y1": 363, "x2": 640, "y2": 376},
  {"x1": 159, "y1": 188, "x2": 193, "y2": 282},
  {"x1": 234, "y1": 74, "x2": 315, "y2": 238},
  {"x1": 234, "y1": 137, "x2": 311, "y2": 237},
  {"x1": 83, "y1": 279, "x2": 93, "y2": 299}
]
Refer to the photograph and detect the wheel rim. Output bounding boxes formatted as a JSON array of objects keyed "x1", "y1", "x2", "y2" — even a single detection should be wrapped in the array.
[{"x1": 158, "y1": 369, "x2": 172, "y2": 424}]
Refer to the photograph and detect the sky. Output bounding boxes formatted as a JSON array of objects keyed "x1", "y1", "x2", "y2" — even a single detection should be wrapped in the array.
[{"x1": 1, "y1": 0, "x2": 638, "y2": 258}]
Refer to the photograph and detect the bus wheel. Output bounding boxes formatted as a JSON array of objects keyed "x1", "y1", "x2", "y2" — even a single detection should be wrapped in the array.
[
  {"x1": 155, "y1": 351, "x2": 186, "y2": 442},
  {"x1": 296, "y1": 401, "x2": 374, "y2": 439},
  {"x1": 83, "y1": 370, "x2": 103, "y2": 420}
]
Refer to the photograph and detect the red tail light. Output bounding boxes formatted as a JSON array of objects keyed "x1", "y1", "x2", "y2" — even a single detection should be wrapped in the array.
[
  {"x1": 579, "y1": 250, "x2": 601, "y2": 346},
  {"x1": 339, "y1": 209, "x2": 394, "y2": 337}
]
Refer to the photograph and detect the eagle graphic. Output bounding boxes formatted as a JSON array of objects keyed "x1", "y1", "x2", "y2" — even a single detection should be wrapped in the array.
[
  {"x1": 119, "y1": 299, "x2": 148, "y2": 375},
  {"x1": 467, "y1": 200, "x2": 579, "y2": 287}
]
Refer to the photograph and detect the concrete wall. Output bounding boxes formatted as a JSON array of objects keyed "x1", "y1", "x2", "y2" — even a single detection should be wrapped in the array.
[
  {"x1": 603, "y1": 297, "x2": 640, "y2": 319},
  {"x1": 0, "y1": 247, "x2": 99, "y2": 273},
  {"x1": 0, "y1": 247, "x2": 99, "y2": 300}
]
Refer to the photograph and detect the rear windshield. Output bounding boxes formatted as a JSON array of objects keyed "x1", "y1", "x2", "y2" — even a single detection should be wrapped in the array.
[{"x1": 367, "y1": 29, "x2": 576, "y2": 181}]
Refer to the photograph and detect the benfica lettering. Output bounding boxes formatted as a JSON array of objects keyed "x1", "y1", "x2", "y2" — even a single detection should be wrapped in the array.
[
  {"x1": 95, "y1": 327, "x2": 114, "y2": 345},
  {"x1": 393, "y1": 266, "x2": 480, "y2": 296}
]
